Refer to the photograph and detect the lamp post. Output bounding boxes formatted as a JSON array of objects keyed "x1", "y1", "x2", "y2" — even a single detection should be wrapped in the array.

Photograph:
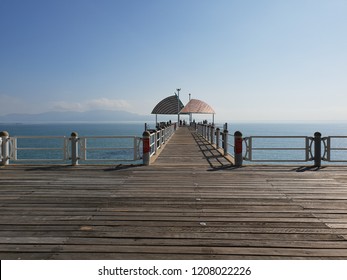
[
  {"x1": 176, "y1": 88, "x2": 181, "y2": 125},
  {"x1": 189, "y1": 93, "x2": 192, "y2": 124}
]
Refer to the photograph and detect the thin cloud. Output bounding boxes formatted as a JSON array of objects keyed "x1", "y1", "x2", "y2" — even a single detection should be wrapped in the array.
[
  {"x1": 0, "y1": 94, "x2": 42, "y2": 115},
  {"x1": 52, "y1": 98, "x2": 131, "y2": 112}
]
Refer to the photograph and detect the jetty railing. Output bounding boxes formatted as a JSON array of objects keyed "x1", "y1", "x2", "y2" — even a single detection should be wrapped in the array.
[
  {"x1": 322, "y1": 136, "x2": 347, "y2": 163},
  {"x1": 9, "y1": 136, "x2": 69, "y2": 163},
  {"x1": 195, "y1": 123, "x2": 347, "y2": 166},
  {"x1": 0, "y1": 123, "x2": 177, "y2": 166},
  {"x1": 77, "y1": 136, "x2": 142, "y2": 163},
  {"x1": 142, "y1": 123, "x2": 176, "y2": 165},
  {"x1": 0, "y1": 131, "x2": 143, "y2": 165},
  {"x1": 243, "y1": 136, "x2": 313, "y2": 162}
]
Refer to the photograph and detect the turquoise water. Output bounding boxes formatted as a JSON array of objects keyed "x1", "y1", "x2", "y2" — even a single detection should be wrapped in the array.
[
  {"x1": 3, "y1": 122, "x2": 346, "y2": 138},
  {"x1": 226, "y1": 122, "x2": 347, "y2": 137},
  {"x1": 225, "y1": 122, "x2": 347, "y2": 163},
  {"x1": 0, "y1": 123, "x2": 148, "y2": 164},
  {"x1": 0, "y1": 122, "x2": 147, "y2": 137},
  {"x1": 1, "y1": 122, "x2": 347, "y2": 164}
]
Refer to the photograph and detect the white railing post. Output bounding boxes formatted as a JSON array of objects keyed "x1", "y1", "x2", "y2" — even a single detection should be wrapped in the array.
[
  {"x1": 0, "y1": 131, "x2": 10, "y2": 166},
  {"x1": 157, "y1": 130, "x2": 160, "y2": 150},
  {"x1": 70, "y1": 132, "x2": 79, "y2": 166},
  {"x1": 153, "y1": 132, "x2": 157, "y2": 154}
]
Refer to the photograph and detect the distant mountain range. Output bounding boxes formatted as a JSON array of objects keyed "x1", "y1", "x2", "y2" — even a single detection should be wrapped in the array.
[{"x1": 0, "y1": 110, "x2": 153, "y2": 122}]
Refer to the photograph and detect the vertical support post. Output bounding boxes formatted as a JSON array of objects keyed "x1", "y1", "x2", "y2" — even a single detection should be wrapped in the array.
[
  {"x1": 142, "y1": 130, "x2": 151, "y2": 166},
  {"x1": 133, "y1": 137, "x2": 137, "y2": 160},
  {"x1": 177, "y1": 88, "x2": 181, "y2": 125},
  {"x1": 326, "y1": 137, "x2": 331, "y2": 162},
  {"x1": 216, "y1": 128, "x2": 220, "y2": 149},
  {"x1": 223, "y1": 128, "x2": 229, "y2": 155},
  {"x1": 234, "y1": 131, "x2": 243, "y2": 166},
  {"x1": 153, "y1": 131, "x2": 157, "y2": 153},
  {"x1": 207, "y1": 125, "x2": 210, "y2": 142},
  {"x1": 314, "y1": 132, "x2": 321, "y2": 167},
  {"x1": 0, "y1": 131, "x2": 10, "y2": 166},
  {"x1": 210, "y1": 125, "x2": 215, "y2": 145},
  {"x1": 305, "y1": 137, "x2": 310, "y2": 161},
  {"x1": 71, "y1": 132, "x2": 79, "y2": 166}
]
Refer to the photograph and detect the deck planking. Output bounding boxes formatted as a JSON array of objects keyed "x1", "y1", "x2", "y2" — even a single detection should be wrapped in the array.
[{"x1": 1, "y1": 126, "x2": 347, "y2": 259}]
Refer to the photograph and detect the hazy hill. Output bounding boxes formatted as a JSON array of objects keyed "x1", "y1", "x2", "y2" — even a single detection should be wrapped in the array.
[{"x1": 0, "y1": 110, "x2": 152, "y2": 122}]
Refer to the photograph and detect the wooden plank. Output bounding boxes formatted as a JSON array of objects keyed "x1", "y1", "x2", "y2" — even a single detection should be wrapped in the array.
[{"x1": 1, "y1": 127, "x2": 347, "y2": 259}]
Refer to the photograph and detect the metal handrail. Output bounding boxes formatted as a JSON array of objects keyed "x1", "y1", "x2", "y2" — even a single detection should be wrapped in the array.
[
  {"x1": 227, "y1": 133, "x2": 235, "y2": 151},
  {"x1": 243, "y1": 136, "x2": 313, "y2": 162},
  {"x1": 6, "y1": 135, "x2": 143, "y2": 164},
  {"x1": 9, "y1": 136, "x2": 68, "y2": 162},
  {"x1": 322, "y1": 136, "x2": 347, "y2": 162},
  {"x1": 78, "y1": 136, "x2": 142, "y2": 162},
  {"x1": 149, "y1": 124, "x2": 176, "y2": 157}
]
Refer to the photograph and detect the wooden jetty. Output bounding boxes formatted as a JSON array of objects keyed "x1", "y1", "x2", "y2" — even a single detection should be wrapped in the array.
[{"x1": 1, "y1": 126, "x2": 347, "y2": 259}]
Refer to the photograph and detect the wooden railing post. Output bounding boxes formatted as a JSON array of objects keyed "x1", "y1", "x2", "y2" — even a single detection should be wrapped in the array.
[
  {"x1": 234, "y1": 131, "x2": 243, "y2": 166},
  {"x1": 70, "y1": 132, "x2": 79, "y2": 166},
  {"x1": 0, "y1": 131, "x2": 10, "y2": 166}
]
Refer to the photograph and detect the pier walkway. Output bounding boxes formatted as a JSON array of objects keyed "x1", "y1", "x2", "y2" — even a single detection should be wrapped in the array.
[{"x1": 1, "y1": 127, "x2": 347, "y2": 259}]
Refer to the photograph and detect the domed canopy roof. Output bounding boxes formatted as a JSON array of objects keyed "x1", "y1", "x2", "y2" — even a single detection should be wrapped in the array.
[
  {"x1": 180, "y1": 99, "x2": 215, "y2": 114},
  {"x1": 151, "y1": 95, "x2": 186, "y2": 115}
]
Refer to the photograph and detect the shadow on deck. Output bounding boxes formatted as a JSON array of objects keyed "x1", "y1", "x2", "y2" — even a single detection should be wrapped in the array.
[{"x1": 191, "y1": 131, "x2": 234, "y2": 170}]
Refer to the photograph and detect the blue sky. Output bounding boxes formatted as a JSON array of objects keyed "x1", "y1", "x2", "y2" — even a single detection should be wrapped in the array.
[{"x1": 0, "y1": 0, "x2": 346, "y2": 122}]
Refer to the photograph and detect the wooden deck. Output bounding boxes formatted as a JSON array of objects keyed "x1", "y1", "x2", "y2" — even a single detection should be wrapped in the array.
[{"x1": 1, "y1": 126, "x2": 347, "y2": 259}]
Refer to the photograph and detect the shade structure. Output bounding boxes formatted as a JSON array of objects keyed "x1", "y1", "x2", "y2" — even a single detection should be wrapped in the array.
[
  {"x1": 180, "y1": 99, "x2": 215, "y2": 114},
  {"x1": 180, "y1": 98, "x2": 215, "y2": 124},
  {"x1": 151, "y1": 95, "x2": 185, "y2": 115}
]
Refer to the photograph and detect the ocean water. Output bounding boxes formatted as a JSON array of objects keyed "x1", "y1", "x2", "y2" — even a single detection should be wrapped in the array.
[
  {"x1": 0, "y1": 122, "x2": 147, "y2": 137},
  {"x1": 226, "y1": 122, "x2": 347, "y2": 163},
  {"x1": 1, "y1": 122, "x2": 347, "y2": 164},
  {"x1": 0, "y1": 122, "x2": 148, "y2": 164}
]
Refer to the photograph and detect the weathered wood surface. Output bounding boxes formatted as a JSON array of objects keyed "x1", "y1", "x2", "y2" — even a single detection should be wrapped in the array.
[{"x1": 1, "y1": 126, "x2": 347, "y2": 259}]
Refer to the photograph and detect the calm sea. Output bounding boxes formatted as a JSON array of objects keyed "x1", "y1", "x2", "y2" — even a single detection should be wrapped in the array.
[
  {"x1": 0, "y1": 122, "x2": 148, "y2": 164},
  {"x1": 1, "y1": 122, "x2": 347, "y2": 164}
]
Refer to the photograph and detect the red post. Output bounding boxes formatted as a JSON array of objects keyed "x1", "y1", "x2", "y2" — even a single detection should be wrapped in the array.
[
  {"x1": 234, "y1": 131, "x2": 243, "y2": 166},
  {"x1": 142, "y1": 131, "x2": 151, "y2": 165}
]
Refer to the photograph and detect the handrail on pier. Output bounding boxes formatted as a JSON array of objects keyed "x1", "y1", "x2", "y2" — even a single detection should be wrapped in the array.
[
  {"x1": 0, "y1": 123, "x2": 177, "y2": 167},
  {"x1": 0, "y1": 131, "x2": 143, "y2": 166},
  {"x1": 3, "y1": 123, "x2": 347, "y2": 167},
  {"x1": 142, "y1": 123, "x2": 176, "y2": 165},
  {"x1": 195, "y1": 123, "x2": 347, "y2": 167}
]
